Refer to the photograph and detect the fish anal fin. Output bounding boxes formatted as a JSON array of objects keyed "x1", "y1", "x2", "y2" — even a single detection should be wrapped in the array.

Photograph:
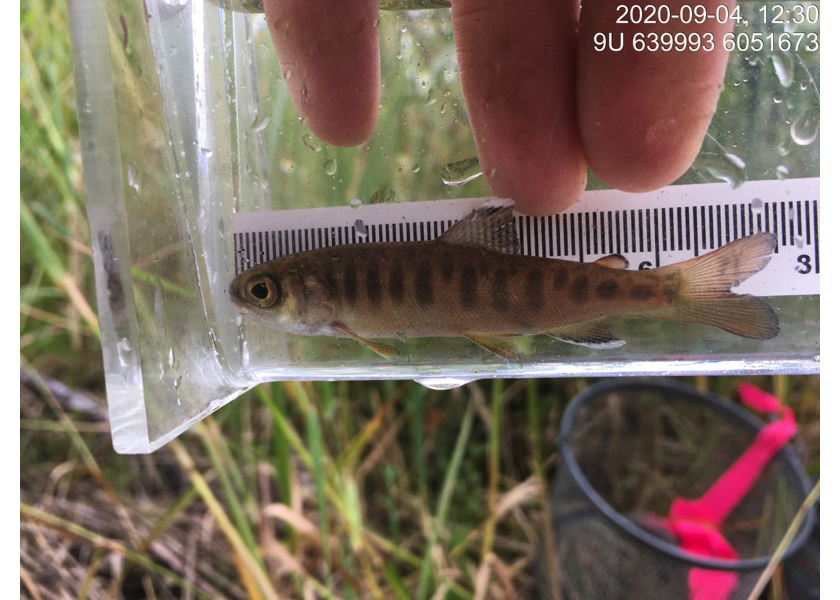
[
  {"x1": 334, "y1": 324, "x2": 400, "y2": 360},
  {"x1": 437, "y1": 200, "x2": 520, "y2": 255},
  {"x1": 595, "y1": 254, "x2": 629, "y2": 269},
  {"x1": 465, "y1": 334, "x2": 521, "y2": 360},
  {"x1": 544, "y1": 319, "x2": 625, "y2": 349}
]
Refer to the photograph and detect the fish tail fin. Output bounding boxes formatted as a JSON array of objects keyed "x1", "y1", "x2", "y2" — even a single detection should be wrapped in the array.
[{"x1": 655, "y1": 233, "x2": 780, "y2": 340}]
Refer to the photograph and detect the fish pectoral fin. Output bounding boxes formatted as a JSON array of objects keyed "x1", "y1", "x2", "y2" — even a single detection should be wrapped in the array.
[
  {"x1": 464, "y1": 334, "x2": 521, "y2": 360},
  {"x1": 595, "y1": 254, "x2": 630, "y2": 269},
  {"x1": 544, "y1": 319, "x2": 625, "y2": 350},
  {"x1": 334, "y1": 324, "x2": 401, "y2": 360}
]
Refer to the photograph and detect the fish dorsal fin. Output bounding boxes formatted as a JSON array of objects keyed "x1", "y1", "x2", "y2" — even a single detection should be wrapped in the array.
[
  {"x1": 595, "y1": 254, "x2": 629, "y2": 269},
  {"x1": 437, "y1": 200, "x2": 520, "y2": 255}
]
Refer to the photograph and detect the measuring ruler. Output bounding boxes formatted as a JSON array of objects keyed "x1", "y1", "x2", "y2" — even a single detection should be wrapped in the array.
[{"x1": 233, "y1": 178, "x2": 819, "y2": 298}]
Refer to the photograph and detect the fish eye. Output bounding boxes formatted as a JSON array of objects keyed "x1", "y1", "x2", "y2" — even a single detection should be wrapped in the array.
[{"x1": 245, "y1": 276, "x2": 278, "y2": 308}]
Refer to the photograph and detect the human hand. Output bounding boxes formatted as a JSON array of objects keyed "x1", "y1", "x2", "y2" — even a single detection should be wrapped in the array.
[{"x1": 263, "y1": 0, "x2": 733, "y2": 215}]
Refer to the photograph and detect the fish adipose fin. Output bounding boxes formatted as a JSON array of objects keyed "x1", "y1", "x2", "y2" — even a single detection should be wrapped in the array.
[
  {"x1": 652, "y1": 233, "x2": 780, "y2": 340},
  {"x1": 465, "y1": 334, "x2": 521, "y2": 360},
  {"x1": 595, "y1": 254, "x2": 629, "y2": 269},
  {"x1": 437, "y1": 200, "x2": 520, "y2": 255},
  {"x1": 544, "y1": 319, "x2": 625, "y2": 349},
  {"x1": 334, "y1": 324, "x2": 401, "y2": 360}
]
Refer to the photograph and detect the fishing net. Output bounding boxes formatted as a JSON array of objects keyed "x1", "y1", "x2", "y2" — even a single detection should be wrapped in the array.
[{"x1": 546, "y1": 379, "x2": 815, "y2": 600}]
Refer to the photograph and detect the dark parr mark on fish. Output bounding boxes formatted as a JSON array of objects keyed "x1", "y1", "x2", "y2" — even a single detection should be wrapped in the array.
[
  {"x1": 553, "y1": 269, "x2": 568, "y2": 289},
  {"x1": 492, "y1": 269, "x2": 512, "y2": 313},
  {"x1": 388, "y1": 263, "x2": 404, "y2": 303},
  {"x1": 322, "y1": 261, "x2": 338, "y2": 292},
  {"x1": 571, "y1": 276, "x2": 589, "y2": 303},
  {"x1": 416, "y1": 260, "x2": 434, "y2": 308},
  {"x1": 596, "y1": 279, "x2": 619, "y2": 300},
  {"x1": 526, "y1": 269, "x2": 545, "y2": 310},
  {"x1": 460, "y1": 265, "x2": 477, "y2": 310},
  {"x1": 366, "y1": 262, "x2": 382, "y2": 307},
  {"x1": 342, "y1": 261, "x2": 358, "y2": 305},
  {"x1": 440, "y1": 255, "x2": 455, "y2": 283},
  {"x1": 630, "y1": 284, "x2": 654, "y2": 301}
]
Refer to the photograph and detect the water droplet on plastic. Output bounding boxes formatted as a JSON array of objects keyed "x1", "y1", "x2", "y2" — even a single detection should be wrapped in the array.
[
  {"x1": 795, "y1": 235, "x2": 805, "y2": 249},
  {"x1": 369, "y1": 186, "x2": 396, "y2": 204},
  {"x1": 350, "y1": 198, "x2": 362, "y2": 210},
  {"x1": 441, "y1": 157, "x2": 483, "y2": 186},
  {"x1": 251, "y1": 114, "x2": 269, "y2": 132},
  {"x1": 790, "y1": 106, "x2": 819, "y2": 146},
  {"x1": 439, "y1": 102, "x2": 448, "y2": 114},
  {"x1": 751, "y1": 197, "x2": 764, "y2": 213},
  {"x1": 772, "y1": 95, "x2": 782, "y2": 104},
  {"x1": 776, "y1": 165, "x2": 789, "y2": 180},
  {"x1": 425, "y1": 88, "x2": 436, "y2": 105},
  {"x1": 200, "y1": 147, "x2": 213, "y2": 157},
  {"x1": 771, "y1": 52, "x2": 794, "y2": 88},
  {"x1": 324, "y1": 159, "x2": 338, "y2": 175},
  {"x1": 395, "y1": 332, "x2": 408, "y2": 344},
  {"x1": 117, "y1": 339, "x2": 132, "y2": 367},
  {"x1": 778, "y1": 138, "x2": 792, "y2": 157},
  {"x1": 354, "y1": 219, "x2": 368, "y2": 238},
  {"x1": 414, "y1": 376, "x2": 478, "y2": 390},
  {"x1": 705, "y1": 154, "x2": 746, "y2": 189},
  {"x1": 412, "y1": 164, "x2": 420, "y2": 174},
  {"x1": 127, "y1": 163, "x2": 140, "y2": 192}
]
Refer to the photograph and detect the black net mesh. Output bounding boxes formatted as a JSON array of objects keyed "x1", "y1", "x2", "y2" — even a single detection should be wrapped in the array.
[{"x1": 549, "y1": 380, "x2": 811, "y2": 600}]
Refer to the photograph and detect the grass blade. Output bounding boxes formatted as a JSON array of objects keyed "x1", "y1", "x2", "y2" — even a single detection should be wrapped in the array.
[
  {"x1": 194, "y1": 420, "x2": 260, "y2": 558},
  {"x1": 21, "y1": 503, "x2": 213, "y2": 600},
  {"x1": 745, "y1": 480, "x2": 820, "y2": 600},
  {"x1": 306, "y1": 408, "x2": 333, "y2": 595},
  {"x1": 411, "y1": 385, "x2": 430, "y2": 505},
  {"x1": 417, "y1": 400, "x2": 476, "y2": 599},
  {"x1": 20, "y1": 197, "x2": 99, "y2": 335},
  {"x1": 481, "y1": 379, "x2": 503, "y2": 558},
  {"x1": 384, "y1": 563, "x2": 412, "y2": 600},
  {"x1": 169, "y1": 440, "x2": 280, "y2": 600}
]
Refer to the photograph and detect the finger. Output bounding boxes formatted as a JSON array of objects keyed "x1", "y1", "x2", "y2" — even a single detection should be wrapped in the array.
[
  {"x1": 577, "y1": 0, "x2": 734, "y2": 191},
  {"x1": 264, "y1": 0, "x2": 380, "y2": 147},
  {"x1": 451, "y1": 0, "x2": 587, "y2": 216}
]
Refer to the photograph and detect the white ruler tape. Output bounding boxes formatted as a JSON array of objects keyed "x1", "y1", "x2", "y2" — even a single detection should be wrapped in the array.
[{"x1": 233, "y1": 178, "x2": 820, "y2": 297}]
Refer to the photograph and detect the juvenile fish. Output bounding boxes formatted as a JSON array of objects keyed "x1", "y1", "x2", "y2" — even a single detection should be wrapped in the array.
[{"x1": 229, "y1": 202, "x2": 779, "y2": 359}]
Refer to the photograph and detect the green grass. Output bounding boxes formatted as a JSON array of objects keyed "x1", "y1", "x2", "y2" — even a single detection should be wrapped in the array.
[{"x1": 20, "y1": 1, "x2": 820, "y2": 598}]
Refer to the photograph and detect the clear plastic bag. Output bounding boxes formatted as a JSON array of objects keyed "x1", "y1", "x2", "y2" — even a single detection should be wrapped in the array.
[{"x1": 69, "y1": 0, "x2": 819, "y2": 452}]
